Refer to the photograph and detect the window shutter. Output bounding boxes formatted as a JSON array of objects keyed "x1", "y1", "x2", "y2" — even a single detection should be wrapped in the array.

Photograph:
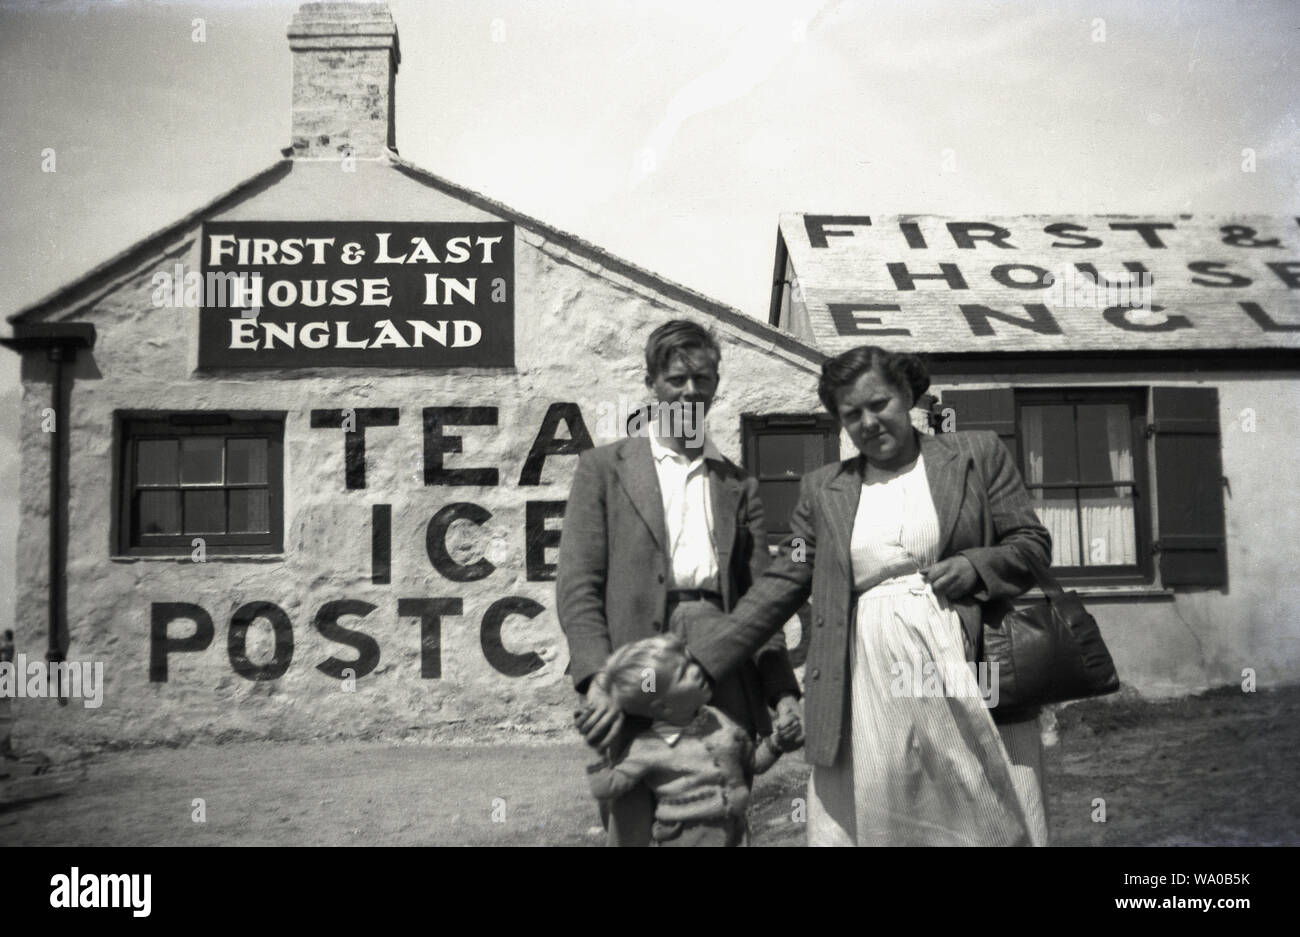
[
  {"x1": 1151, "y1": 387, "x2": 1227, "y2": 587},
  {"x1": 937, "y1": 388, "x2": 1017, "y2": 456}
]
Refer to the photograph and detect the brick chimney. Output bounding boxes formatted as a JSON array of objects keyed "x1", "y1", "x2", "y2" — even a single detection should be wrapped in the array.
[{"x1": 287, "y1": 2, "x2": 400, "y2": 159}]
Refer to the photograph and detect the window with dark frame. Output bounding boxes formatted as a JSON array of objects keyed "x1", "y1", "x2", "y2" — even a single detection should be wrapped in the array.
[
  {"x1": 939, "y1": 385, "x2": 1228, "y2": 590},
  {"x1": 741, "y1": 413, "x2": 840, "y2": 547},
  {"x1": 1015, "y1": 389, "x2": 1151, "y2": 582},
  {"x1": 117, "y1": 413, "x2": 285, "y2": 556}
]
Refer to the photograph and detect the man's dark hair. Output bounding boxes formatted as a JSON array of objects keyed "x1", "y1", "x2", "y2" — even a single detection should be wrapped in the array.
[
  {"x1": 817, "y1": 345, "x2": 930, "y2": 415},
  {"x1": 644, "y1": 319, "x2": 721, "y2": 379},
  {"x1": 2, "y1": 630, "x2": 11, "y2": 639}
]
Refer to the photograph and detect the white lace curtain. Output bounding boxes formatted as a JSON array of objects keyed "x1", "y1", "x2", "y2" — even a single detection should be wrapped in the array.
[{"x1": 1022, "y1": 405, "x2": 1136, "y2": 567}]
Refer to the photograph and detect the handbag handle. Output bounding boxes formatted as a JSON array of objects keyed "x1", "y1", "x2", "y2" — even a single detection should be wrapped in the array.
[{"x1": 1008, "y1": 541, "x2": 1069, "y2": 602}]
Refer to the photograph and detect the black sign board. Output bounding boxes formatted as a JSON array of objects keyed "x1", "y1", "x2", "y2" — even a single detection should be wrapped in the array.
[{"x1": 196, "y1": 221, "x2": 514, "y2": 368}]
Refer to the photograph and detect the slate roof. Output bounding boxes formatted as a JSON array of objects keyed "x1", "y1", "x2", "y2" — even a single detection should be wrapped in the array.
[{"x1": 774, "y1": 213, "x2": 1300, "y2": 355}]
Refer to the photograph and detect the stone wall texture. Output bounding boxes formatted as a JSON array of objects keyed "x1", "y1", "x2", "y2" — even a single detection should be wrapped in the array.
[
  {"x1": 9, "y1": 159, "x2": 823, "y2": 748},
  {"x1": 288, "y1": 2, "x2": 398, "y2": 158}
]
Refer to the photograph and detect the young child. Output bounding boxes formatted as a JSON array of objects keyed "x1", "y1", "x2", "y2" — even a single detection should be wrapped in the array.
[{"x1": 586, "y1": 633, "x2": 802, "y2": 846}]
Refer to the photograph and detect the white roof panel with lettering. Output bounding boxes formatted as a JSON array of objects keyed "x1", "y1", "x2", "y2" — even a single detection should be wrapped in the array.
[{"x1": 778, "y1": 214, "x2": 1300, "y2": 354}]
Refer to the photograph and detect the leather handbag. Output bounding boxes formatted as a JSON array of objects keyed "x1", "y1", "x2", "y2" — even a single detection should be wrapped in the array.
[{"x1": 981, "y1": 544, "x2": 1121, "y2": 715}]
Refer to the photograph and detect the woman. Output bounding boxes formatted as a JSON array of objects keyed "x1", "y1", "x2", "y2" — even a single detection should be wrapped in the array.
[{"x1": 689, "y1": 345, "x2": 1052, "y2": 846}]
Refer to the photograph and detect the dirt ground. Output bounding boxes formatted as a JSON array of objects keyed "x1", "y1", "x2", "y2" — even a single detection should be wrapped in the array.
[{"x1": 3, "y1": 684, "x2": 1297, "y2": 846}]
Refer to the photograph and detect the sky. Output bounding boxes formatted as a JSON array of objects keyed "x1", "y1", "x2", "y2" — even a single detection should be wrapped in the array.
[{"x1": 0, "y1": 0, "x2": 1297, "y2": 625}]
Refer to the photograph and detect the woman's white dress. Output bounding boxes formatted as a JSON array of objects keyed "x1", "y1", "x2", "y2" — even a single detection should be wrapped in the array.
[{"x1": 806, "y1": 453, "x2": 1048, "y2": 846}]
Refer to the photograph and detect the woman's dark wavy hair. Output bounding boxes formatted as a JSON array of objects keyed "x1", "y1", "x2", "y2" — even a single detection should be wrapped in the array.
[{"x1": 817, "y1": 345, "x2": 930, "y2": 415}]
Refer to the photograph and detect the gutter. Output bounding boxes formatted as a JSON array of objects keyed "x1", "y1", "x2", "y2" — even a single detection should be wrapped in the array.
[{"x1": 0, "y1": 322, "x2": 96, "y2": 704}]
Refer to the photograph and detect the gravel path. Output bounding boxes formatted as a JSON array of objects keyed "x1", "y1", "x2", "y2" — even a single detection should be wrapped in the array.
[{"x1": 4, "y1": 685, "x2": 1296, "y2": 846}]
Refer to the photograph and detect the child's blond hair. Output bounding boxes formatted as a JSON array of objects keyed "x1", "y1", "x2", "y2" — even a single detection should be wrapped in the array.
[{"x1": 602, "y1": 633, "x2": 688, "y2": 717}]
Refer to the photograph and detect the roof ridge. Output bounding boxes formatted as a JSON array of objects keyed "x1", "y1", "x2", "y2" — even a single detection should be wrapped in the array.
[
  {"x1": 7, "y1": 160, "x2": 292, "y2": 325},
  {"x1": 5, "y1": 151, "x2": 824, "y2": 368},
  {"x1": 383, "y1": 152, "x2": 823, "y2": 365}
]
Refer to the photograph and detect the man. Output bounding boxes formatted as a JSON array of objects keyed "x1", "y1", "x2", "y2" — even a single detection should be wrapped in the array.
[{"x1": 556, "y1": 319, "x2": 802, "y2": 846}]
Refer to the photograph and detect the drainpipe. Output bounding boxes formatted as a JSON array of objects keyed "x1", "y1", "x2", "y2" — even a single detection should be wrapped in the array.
[
  {"x1": 0, "y1": 322, "x2": 95, "y2": 706},
  {"x1": 47, "y1": 344, "x2": 67, "y2": 703}
]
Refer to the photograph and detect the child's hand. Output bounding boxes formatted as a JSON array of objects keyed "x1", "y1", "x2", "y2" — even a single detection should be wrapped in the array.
[
  {"x1": 774, "y1": 694, "x2": 804, "y2": 751},
  {"x1": 774, "y1": 718, "x2": 804, "y2": 752}
]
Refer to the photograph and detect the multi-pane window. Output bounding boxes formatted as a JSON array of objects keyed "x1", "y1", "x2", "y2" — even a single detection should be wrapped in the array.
[
  {"x1": 117, "y1": 414, "x2": 284, "y2": 555},
  {"x1": 1017, "y1": 391, "x2": 1147, "y2": 574},
  {"x1": 940, "y1": 385, "x2": 1227, "y2": 589}
]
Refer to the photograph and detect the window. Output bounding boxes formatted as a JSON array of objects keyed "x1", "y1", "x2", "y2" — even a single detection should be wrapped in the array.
[
  {"x1": 1016, "y1": 390, "x2": 1150, "y2": 579},
  {"x1": 116, "y1": 413, "x2": 284, "y2": 556},
  {"x1": 940, "y1": 387, "x2": 1227, "y2": 588},
  {"x1": 741, "y1": 413, "x2": 840, "y2": 546}
]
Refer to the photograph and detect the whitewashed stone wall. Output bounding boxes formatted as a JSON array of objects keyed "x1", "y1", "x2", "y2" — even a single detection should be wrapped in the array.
[{"x1": 9, "y1": 160, "x2": 823, "y2": 747}]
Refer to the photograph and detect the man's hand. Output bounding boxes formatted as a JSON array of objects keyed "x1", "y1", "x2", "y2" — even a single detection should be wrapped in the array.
[
  {"x1": 919, "y1": 555, "x2": 979, "y2": 599},
  {"x1": 773, "y1": 693, "x2": 804, "y2": 751},
  {"x1": 574, "y1": 674, "x2": 624, "y2": 752}
]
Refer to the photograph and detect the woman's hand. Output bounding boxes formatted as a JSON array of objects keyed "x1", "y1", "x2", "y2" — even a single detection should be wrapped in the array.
[{"x1": 919, "y1": 555, "x2": 980, "y2": 599}]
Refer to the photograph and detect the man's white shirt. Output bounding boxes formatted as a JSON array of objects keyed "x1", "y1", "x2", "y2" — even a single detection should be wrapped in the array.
[{"x1": 647, "y1": 424, "x2": 721, "y2": 592}]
